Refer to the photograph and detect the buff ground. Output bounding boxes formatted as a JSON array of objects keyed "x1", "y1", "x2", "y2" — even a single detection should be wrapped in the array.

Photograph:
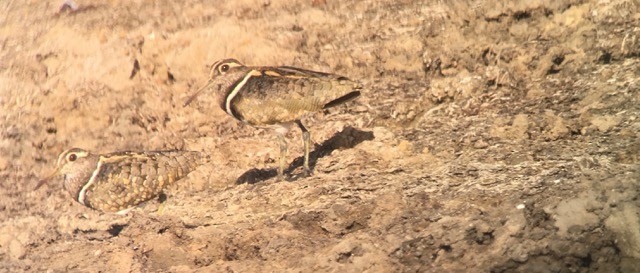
[{"x1": 1, "y1": 0, "x2": 639, "y2": 272}]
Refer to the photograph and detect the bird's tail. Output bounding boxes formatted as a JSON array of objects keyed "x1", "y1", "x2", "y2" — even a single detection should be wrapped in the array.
[
  {"x1": 323, "y1": 90, "x2": 361, "y2": 109},
  {"x1": 322, "y1": 78, "x2": 362, "y2": 109}
]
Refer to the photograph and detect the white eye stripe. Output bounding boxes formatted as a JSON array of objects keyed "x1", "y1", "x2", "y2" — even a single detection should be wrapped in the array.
[
  {"x1": 57, "y1": 149, "x2": 88, "y2": 166},
  {"x1": 68, "y1": 151, "x2": 88, "y2": 160},
  {"x1": 211, "y1": 60, "x2": 243, "y2": 75},
  {"x1": 220, "y1": 62, "x2": 242, "y2": 70}
]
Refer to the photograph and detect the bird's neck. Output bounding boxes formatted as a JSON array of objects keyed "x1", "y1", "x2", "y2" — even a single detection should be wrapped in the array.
[{"x1": 63, "y1": 161, "x2": 100, "y2": 202}]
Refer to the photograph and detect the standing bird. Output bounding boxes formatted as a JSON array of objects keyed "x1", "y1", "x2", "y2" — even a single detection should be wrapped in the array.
[
  {"x1": 37, "y1": 148, "x2": 205, "y2": 214},
  {"x1": 184, "y1": 58, "x2": 361, "y2": 181}
]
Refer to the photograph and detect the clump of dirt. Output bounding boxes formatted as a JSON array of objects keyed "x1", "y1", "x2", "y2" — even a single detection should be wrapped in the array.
[{"x1": 1, "y1": 0, "x2": 639, "y2": 272}]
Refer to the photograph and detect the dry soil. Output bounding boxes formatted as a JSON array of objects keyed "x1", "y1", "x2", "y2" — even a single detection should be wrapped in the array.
[{"x1": 1, "y1": 0, "x2": 639, "y2": 272}]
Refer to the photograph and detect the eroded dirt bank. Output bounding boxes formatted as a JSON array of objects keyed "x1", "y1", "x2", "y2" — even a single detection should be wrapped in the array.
[{"x1": 1, "y1": 0, "x2": 639, "y2": 272}]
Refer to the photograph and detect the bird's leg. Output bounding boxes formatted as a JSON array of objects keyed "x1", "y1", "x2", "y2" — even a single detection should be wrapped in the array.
[
  {"x1": 277, "y1": 133, "x2": 288, "y2": 181},
  {"x1": 296, "y1": 120, "x2": 312, "y2": 176}
]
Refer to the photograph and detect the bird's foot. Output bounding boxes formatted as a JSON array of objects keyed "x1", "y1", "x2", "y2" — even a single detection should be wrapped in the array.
[{"x1": 302, "y1": 167, "x2": 312, "y2": 178}]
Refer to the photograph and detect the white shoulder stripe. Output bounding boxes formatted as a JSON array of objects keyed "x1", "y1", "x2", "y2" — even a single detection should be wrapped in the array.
[
  {"x1": 78, "y1": 160, "x2": 103, "y2": 205},
  {"x1": 225, "y1": 70, "x2": 261, "y2": 116}
]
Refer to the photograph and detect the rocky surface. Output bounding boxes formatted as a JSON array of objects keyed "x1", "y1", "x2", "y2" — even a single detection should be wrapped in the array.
[{"x1": 1, "y1": 0, "x2": 639, "y2": 272}]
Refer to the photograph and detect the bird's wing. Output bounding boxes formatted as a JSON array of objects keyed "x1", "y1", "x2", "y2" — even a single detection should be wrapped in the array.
[
  {"x1": 230, "y1": 67, "x2": 360, "y2": 124},
  {"x1": 84, "y1": 151, "x2": 202, "y2": 212}
]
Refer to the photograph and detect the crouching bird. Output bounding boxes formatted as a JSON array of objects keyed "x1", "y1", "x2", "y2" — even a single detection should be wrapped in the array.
[
  {"x1": 37, "y1": 148, "x2": 205, "y2": 214},
  {"x1": 184, "y1": 58, "x2": 361, "y2": 181}
]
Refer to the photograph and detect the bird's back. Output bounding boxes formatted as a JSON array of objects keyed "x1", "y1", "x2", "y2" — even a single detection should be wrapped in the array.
[
  {"x1": 231, "y1": 66, "x2": 362, "y2": 125},
  {"x1": 83, "y1": 150, "x2": 204, "y2": 212}
]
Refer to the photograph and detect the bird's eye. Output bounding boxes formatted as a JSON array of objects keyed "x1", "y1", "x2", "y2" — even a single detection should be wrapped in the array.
[
  {"x1": 67, "y1": 153, "x2": 77, "y2": 162},
  {"x1": 220, "y1": 64, "x2": 230, "y2": 73}
]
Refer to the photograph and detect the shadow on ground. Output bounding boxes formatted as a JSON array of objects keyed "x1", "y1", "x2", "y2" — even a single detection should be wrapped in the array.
[{"x1": 236, "y1": 126, "x2": 374, "y2": 184}]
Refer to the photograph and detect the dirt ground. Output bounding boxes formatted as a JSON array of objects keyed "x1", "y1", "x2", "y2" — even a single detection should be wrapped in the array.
[{"x1": 1, "y1": 0, "x2": 639, "y2": 272}]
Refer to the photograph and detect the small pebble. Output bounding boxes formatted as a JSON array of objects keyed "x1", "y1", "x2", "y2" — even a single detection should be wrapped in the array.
[{"x1": 9, "y1": 239, "x2": 26, "y2": 259}]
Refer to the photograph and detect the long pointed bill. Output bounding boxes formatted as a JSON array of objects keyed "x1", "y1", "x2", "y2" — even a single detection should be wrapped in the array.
[
  {"x1": 35, "y1": 167, "x2": 61, "y2": 190},
  {"x1": 183, "y1": 79, "x2": 214, "y2": 107}
]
